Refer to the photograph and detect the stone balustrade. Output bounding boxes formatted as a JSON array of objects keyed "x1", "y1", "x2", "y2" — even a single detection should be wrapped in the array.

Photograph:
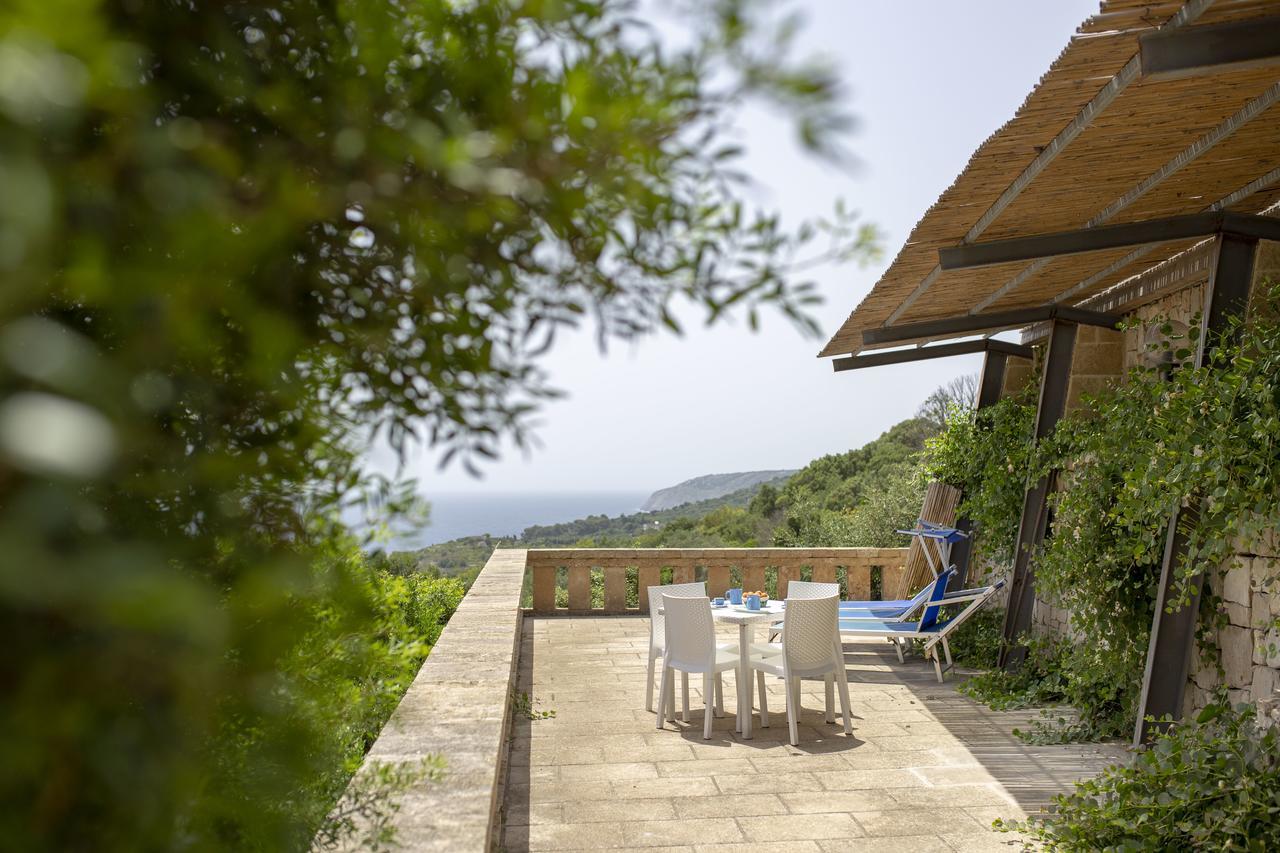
[{"x1": 525, "y1": 547, "x2": 910, "y2": 614}]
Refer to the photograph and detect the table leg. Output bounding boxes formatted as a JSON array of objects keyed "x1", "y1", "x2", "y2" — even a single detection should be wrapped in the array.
[{"x1": 739, "y1": 621, "x2": 753, "y2": 740}]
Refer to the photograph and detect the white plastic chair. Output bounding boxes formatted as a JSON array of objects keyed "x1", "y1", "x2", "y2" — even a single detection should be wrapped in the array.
[
  {"x1": 749, "y1": 595, "x2": 852, "y2": 746},
  {"x1": 657, "y1": 595, "x2": 739, "y2": 739},
  {"x1": 646, "y1": 581, "x2": 730, "y2": 717},
  {"x1": 767, "y1": 580, "x2": 839, "y2": 641}
]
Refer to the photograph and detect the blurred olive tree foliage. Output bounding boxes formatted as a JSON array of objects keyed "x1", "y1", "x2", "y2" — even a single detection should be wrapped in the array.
[{"x1": 0, "y1": 0, "x2": 875, "y2": 848}]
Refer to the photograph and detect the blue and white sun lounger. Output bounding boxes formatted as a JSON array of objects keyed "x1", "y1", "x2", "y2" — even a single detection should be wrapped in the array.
[
  {"x1": 838, "y1": 567, "x2": 957, "y2": 620},
  {"x1": 769, "y1": 569, "x2": 960, "y2": 643},
  {"x1": 838, "y1": 579, "x2": 1006, "y2": 682}
]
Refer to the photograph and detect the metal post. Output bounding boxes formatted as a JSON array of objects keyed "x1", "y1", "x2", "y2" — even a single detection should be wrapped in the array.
[
  {"x1": 1134, "y1": 233, "x2": 1258, "y2": 744},
  {"x1": 950, "y1": 349, "x2": 1010, "y2": 589},
  {"x1": 999, "y1": 320, "x2": 1078, "y2": 669}
]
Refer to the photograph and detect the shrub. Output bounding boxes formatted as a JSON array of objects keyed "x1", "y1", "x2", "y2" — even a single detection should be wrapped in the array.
[
  {"x1": 944, "y1": 607, "x2": 1005, "y2": 669},
  {"x1": 924, "y1": 396, "x2": 1036, "y2": 565},
  {"x1": 196, "y1": 548, "x2": 465, "y2": 849}
]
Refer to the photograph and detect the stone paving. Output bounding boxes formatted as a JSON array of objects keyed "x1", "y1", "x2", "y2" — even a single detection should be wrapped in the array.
[{"x1": 501, "y1": 616, "x2": 1129, "y2": 852}]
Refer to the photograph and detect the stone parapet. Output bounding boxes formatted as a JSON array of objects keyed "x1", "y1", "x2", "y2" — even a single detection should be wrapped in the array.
[{"x1": 324, "y1": 549, "x2": 527, "y2": 852}]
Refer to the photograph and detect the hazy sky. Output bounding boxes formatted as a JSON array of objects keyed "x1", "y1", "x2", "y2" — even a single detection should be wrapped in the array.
[{"x1": 381, "y1": 1, "x2": 1099, "y2": 495}]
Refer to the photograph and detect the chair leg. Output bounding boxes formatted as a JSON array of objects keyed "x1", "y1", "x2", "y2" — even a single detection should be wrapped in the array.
[
  {"x1": 666, "y1": 668, "x2": 677, "y2": 721},
  {"x1": 713, "y1": 674, "x2": 724, "y2": 718},
  {"x1": 656, "y1": 663, "x2": 669, "y2": 730},
  {"x1": 893, "y1": 639, "x2": 905, "y2": 663},
  {"x1": 645, "y1": 654, "x2": 656, "y2": 712},
  {"x1": 786, "y1": 677, "x2": 799, "y2": 746},
  {"x1": 931, "y1": 649, "x2": 944, "y2": 683},
  {"x1": 703, "y1": 674, "x2": 714, "y2": 739},
  {"x1": 681, "y1": 671, "x2": 690, "y2": 722},
  {"x1": 757, "y1": 670, "x2": 770, "y2": 728},
  {"x1": 835, "y1": 658, "x2": 853, "y2": 735},
  {"x1": 943, "y1": 638, "x2": 954, "y2": 669},
  {"x1": 824, "y1": 674, "x2": 835, "y2": 724}
]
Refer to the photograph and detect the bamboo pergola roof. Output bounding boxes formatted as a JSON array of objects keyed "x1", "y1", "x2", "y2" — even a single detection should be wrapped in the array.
[{"x1": 821, "y1": 0, "x2": 1280, "y2": 357}]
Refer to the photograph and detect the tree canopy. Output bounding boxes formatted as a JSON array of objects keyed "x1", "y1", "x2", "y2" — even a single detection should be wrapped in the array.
[{"x1": 0, "y1": 0, "x2": 874, "y2": 848}]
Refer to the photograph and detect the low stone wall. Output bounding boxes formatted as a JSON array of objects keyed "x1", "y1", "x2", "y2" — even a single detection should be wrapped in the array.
[
  {"x1": 326, "y1": 549, "x2": 527, "y2": 852},
  {"x1": 525, "y1": 547, "x2": 910, "y2": 614}
]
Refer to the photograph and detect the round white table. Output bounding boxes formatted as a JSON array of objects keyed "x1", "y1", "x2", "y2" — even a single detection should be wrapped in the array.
[{"x1": 710, "y1": 601, "x2": 784, "y2": 739}]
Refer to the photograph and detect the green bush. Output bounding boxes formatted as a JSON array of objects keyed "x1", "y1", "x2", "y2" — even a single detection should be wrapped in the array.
[
  {"x1": 944, "y1": 606, "x2": 1005, "y2": 669},
  {"x1": 1001, "y1": 699, "x2": 1280, "y2": 850},
  {"x1": 924, "y1": 395, "x2": 1036, "y2": 565},
  {"x1": 198, "y1": 549, "x2": 464, "y2": 849}
]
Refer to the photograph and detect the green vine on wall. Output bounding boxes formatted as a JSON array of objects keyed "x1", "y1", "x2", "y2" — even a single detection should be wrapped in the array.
[
  {"x1": 923, "y1": 394, "x2": 1036, "y2": 566},
  {"x1": 927, "y1": 281, "x2": 1280, "y2": 742}
]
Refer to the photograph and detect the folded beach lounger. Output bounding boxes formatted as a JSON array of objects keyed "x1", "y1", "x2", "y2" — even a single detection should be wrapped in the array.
[{"x1": 838, "y1": 580, "x2": 1006, "y2": 682}]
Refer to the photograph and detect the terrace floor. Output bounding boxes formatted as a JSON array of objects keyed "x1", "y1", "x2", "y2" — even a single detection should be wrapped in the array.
[{"x1": 501, "y1": 616, "x2": 1129, "y2": 852}]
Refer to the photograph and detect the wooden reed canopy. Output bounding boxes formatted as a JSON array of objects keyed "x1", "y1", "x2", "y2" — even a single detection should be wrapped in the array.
[{"x1": 821, "y1": 0, "x2": 1280, "y2": 358}]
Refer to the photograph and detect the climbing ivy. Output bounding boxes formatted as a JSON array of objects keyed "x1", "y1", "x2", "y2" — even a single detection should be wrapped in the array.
[{"x1": 934, "y1": 281, "x2": 1280, "y2": 742}]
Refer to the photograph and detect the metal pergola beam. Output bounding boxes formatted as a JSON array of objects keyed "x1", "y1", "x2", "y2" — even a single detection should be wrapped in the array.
[
  {"x1": 1134, "y1": 233, "x2": 1259, "y2": 744},
  {"x1": 1140, "y1": 17, "x2": 1280, "y2": 81},
  {"x1": 832, "y1": 339, "x2": 1033, "y2": 372},
  {"x1": 862, "y1": 305, "x2": 1119, "y2": 348},
  {"x1": 999, "y1": 319, "x2": 1078, "y2": 669},
  {"x1": 938, "y1": 212, "x2": 1280, "y2": 271}
]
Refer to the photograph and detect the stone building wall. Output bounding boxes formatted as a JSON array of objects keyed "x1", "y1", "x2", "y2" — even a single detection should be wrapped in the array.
[
  {"x1": 1000, "y1": 354, "x2": 1036, "y2": 399},
  {"x1": 1121, "y1": 282, "x2": 1206, "y2": 371},
  {"x1": 1186, "y1": 536, "x2": 1280, "y2": 714}
]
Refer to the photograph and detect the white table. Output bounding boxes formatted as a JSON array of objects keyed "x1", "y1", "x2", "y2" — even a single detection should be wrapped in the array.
[{"x1": 711, "y1": 601, "x2": 785, "y2": 739}]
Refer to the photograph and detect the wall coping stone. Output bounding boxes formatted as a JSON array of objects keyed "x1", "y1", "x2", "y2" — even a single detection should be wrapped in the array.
[{"x1": 325, "y1": 548, "x2": 526, "y2": 852}]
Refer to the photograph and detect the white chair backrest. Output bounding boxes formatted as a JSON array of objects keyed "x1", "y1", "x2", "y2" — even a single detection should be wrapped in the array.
[
  {"x1": 661, "y1": 595, "x2": 716, "y2": 672},
  {"x1": 785, "y1": 580, "x2": 839, "y2": 600},
  {"x1": 648, "y1": 581, "x2": 706, "y2": 649},
  {"x1": 782, "y1": 595, "x2": 840, "y2": 676}
]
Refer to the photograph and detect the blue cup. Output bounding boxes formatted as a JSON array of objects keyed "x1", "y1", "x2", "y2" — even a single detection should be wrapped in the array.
[
  {"x1": 712, "y1": 597, "x2": 725, "y2": 606},
  {"x1": 745, "y1": 594, "x2": 761, "y2": 611},
  {"x1": 727, "y1": 588, "x2": 743, "y2": 605}
]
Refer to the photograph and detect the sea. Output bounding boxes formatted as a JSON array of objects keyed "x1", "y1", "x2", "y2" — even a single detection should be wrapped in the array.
[{"x1": 370, "y1": 490, "x2": 651, "y2": 551}]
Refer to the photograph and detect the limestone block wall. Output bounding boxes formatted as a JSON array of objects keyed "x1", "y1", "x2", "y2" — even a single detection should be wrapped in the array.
[
  {"x1": 1121, "y1": 282, "x2": 1205, "y2": 371},
  {"x1": 1000, "y1": 354, "x2": 1037, "y2": 399},
  {"x1": 1185, "y1": 533, "x2": 1280, "y2": 716},
  {"x1": 1064, "y1": 324, "x2": 1124, "y2": 413},
  {"x1": 1041, "y1": 271, "x2": 1280, "y2": 716},
  {"x1": 326, "y1": 549, "x2": 528, "y2": 851}
]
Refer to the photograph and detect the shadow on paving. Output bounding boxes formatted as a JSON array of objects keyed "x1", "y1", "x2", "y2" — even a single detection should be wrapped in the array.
[{"x1": 837, "y1": 641, "x2": 1130, "y2": 817}]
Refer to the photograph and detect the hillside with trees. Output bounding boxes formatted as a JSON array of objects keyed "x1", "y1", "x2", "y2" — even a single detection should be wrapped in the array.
[{"x1": 398, "y1": 378, "x2": 977, "y2": 575}]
